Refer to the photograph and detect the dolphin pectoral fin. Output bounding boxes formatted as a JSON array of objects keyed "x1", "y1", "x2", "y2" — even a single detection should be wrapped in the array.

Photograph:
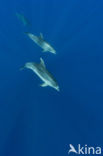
[
  {"x1": 40, "y1": 33, "x2": 43, "y2": 39},
  {"x1": 40, "y1": 58, "x2": 46, "y2": 68},
  {"x1": 40, "y1": 83, "x2": 48, "y2": 87}
]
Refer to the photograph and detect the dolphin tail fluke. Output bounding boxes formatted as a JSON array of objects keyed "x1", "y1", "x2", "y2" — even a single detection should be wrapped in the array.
[
  {"x1": 24, "y1": 32, "x2": 29, "y2": 35},
  {"x1": 20, "y1": 66, "x2": 25, "y2": 71}
]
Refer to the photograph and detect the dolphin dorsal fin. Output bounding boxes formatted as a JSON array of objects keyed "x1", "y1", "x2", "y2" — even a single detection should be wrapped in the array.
[
  {"x1": 40, "y1": 33, "x2": 43, "y2": 39},
  {"x1": 40, "y1": 58, "x2": 45, "y2": 68}
]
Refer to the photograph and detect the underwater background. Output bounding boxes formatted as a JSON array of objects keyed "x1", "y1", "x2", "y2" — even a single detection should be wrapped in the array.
[{"x1": 0, "y1": 0, "x2": 103, "y2": 155}]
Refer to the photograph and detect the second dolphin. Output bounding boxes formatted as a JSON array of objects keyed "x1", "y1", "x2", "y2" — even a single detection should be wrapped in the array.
[{"x1": 25, "y1": 32, "x2": 56, "y2": 54}]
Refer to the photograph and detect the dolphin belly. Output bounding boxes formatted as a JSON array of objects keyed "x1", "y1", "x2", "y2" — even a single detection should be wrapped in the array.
[
  {"x1": 41, "y1": 42, "x2": 50, "y2": 51},
  {"x1": 33, "y1": 66, "x2": 56, "y2": 86}
]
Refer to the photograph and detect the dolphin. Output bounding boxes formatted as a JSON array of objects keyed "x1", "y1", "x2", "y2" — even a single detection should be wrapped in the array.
[
  {"x1": 16, "y1": 12, "x2": 30, "y2": 26},
  {"x1": 25, "y1": 32, "x2": 56, "y2": 54},
  {"x1": 21, "y1": 58, "x2": 59, "y2": 91}
]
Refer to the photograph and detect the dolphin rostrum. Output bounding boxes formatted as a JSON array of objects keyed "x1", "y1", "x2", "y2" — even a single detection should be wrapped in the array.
[
  {"x1": 21, "y1": 58, "x2": 59, "y2": 91},
  {"x1": 25, "y1": 32, "x2": 56, "y2": 54}
]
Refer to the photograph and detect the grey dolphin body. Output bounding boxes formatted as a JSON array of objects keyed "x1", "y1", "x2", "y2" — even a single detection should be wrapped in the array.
[
  {"x1": 25, "y1": 32, "x2": 56, "y2": 54},
  {"x1": 22, "y1": 58, "x2": 59, "y2": 91},
  {"x1": 16, "y1": 12, "x2": 30, "y2": 26}
]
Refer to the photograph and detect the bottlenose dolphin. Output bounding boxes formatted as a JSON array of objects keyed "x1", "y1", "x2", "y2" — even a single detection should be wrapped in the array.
[
  {"x1": 25, "y1": 32, "x2": 56, "y2": 54},
  {"x1": 21, "y1": 58, "x2": 59, "y2": 91},
  {"x1": 16, "y1": 12, "x2": 30, "y2": 26}
]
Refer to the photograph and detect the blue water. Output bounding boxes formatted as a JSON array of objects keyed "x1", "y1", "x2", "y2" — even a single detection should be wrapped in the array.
[{"x1": 0, "y1": 0, "x2": 103, "y2": 155}]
